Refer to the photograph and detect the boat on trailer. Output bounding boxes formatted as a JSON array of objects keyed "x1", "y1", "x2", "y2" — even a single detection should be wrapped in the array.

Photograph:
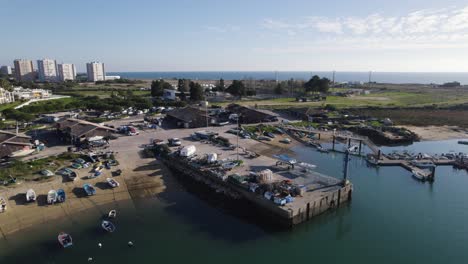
[
  {"x1": 47, "y1": 190, "x2": 57, "y2": 204},
  {"x1": 57, "y1": 189, "x2": 66, "y2": 203},
  {"x1": 58, "y1": 232, "x2": 73, "y2": 248},
  {"x1": 106, "y1": 178, "x2": 120, "y2": 188},
  {"x1": 26, "y1": 189, "x2": 36, "y2": 202},
  {"x1": 83, "y1": 184, "x2": 96, "y2": 196},
  {"x1": 101, "y1": 220, "x2": 116, "y2": 232}
]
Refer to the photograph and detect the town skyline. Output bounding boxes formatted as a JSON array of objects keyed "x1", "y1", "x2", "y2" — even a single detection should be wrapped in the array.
[{"x1": 2, "y1": 0, "x2": 468, "y2": 72}]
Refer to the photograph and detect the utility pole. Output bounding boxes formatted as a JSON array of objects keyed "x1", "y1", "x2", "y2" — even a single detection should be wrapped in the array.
[
  {"x1": 343, "y1": 150, "x2": 350, "y2": 186},
  {"x1": 368, "y1": 71, "x2": 372, "y2": 89},
  {"x1": 236, "y1": 115, "x2": 240, "y2": 161}
]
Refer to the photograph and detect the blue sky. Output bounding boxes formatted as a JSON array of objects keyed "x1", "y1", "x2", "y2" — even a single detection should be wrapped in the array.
[{"x1": 2, "y1": 0, "x2": 468, "y2": 72}]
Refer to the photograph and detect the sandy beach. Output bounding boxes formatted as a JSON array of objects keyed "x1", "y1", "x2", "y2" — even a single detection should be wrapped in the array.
[{"x1": 402, "y1": 125, "x2": 468, "y2": 141}]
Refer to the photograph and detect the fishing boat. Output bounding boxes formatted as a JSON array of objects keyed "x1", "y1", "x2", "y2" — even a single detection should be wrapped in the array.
[
  {"x1": 108, "y1": 209, "x2": 117, "y2": 218},
  {"x1": 458, "y1": 140, "x2": 468, "y2": 145},
  {"x1": 410, "y1": 160, "x2": 435, "y2": 168},
  {"x1": 83, "y1": 184, "x2": 96, "y2": 196},
  {"x1": 47, "y1": 190, "x2": 57, "y2": 204},
  {"x1": 57, "y1": 189, "x2": 66, "y2": 203},
  {"x1": 101, "y1": 220, "x2": 116, "y2": 232},
  {"x1": 0, "y1": 196, "x2": 6, "y2": 213},
  {"x1": 106, "y1": 178, "x2": 120, "y2": 188},
  {"x1": 58, "y1": 232, "x2": 73, "y2": 248},
  {"x1": 26, "y1": 189, "x2": 36, "y2": 202}
]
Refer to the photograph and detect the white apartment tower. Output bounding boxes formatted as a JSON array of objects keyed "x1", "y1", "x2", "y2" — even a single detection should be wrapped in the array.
[
  {"x1": 13, "y1": 59, "x2": 35, "y2": 82},
  {"x1": 57, "y1": 63, "x2": 77, "y2": 81},
  {"x1": 86, "y1": 62, "x2": 105, "y2": 82},
  {"x1": 37, "y1": 59, "x2": 58, "y2": 82}
]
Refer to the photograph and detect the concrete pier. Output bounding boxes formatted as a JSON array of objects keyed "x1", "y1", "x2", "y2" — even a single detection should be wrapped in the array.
[{"x1": 161, "y1": 154, "x2": 353, "y2": 228}]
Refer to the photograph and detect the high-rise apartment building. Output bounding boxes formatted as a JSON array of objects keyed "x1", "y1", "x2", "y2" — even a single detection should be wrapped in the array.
[
  {"x1": 37, "y1": 59, "x2": 58, "y2": 82},
  {"x1": 57, "y1": 63, "x2": 77, "y2": 81},
  {"x1": 0, "y1": 66, "x2": 12, "y2": 75},
  {"x1": 86, "y1": 62, "x2": 105, "y2": 82},
  {"x1": 13, "y1": 59, "x2": 35, "y2": 82}
]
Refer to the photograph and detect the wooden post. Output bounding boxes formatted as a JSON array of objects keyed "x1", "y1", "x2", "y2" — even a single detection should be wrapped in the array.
[
  {"x1": 358, "y1": 140, "x2": 362, "y2": 155},
  {"x1": 348, "y1": 138, "x2": 351, "y2": 147},
  {"x1": 318, "y1": 133, "x2": 321, "y2": 140},
  {"x1": 378, "y1": 150, "x2": 381, "y2": 160},
  {"x1": 332, "y1": 136, "x2": 336, "y2": 151}
]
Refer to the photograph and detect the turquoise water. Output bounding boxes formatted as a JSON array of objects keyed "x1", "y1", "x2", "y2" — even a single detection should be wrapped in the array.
[
  {"x1": 1, "y1": 140, "x2": 468, "y2": 263},
  {"x1": 107, "y1": 71, "x2": 468, "y2": 84}
]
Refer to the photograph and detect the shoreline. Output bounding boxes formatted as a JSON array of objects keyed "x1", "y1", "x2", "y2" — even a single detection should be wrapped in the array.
[{"x1": 401, "y1": 125, "x2": 468, "y2": 141}]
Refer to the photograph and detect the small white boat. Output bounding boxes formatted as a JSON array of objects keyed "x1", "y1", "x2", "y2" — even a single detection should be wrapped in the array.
[
  {"x1": 101, "y1": 220, "x2": 116, "y2": 232},
  {"x1": 108, "y1": 210, "x2": 117, "y2": 218},
  {"x1": 297, "y1": 162, "x2": 317, "y2": 170},
  {"x1": 106, "y1": 178, "x2": 120, "y2": 188},
  {"x1": 280, "y1": 138, "x2": 291, "y2": 144},
  {"x1": 0, "y1": 197, "x2": 7, "y2": 213},
  {"x1": 26, "y1": 189, "x2": 36, "y2": 202},
  {"x1": 412, "y1": 170, "x2": 428, "y2": 182},
  {"x1": 47, "y1": 190, "x2": 57, "y2": 204}
]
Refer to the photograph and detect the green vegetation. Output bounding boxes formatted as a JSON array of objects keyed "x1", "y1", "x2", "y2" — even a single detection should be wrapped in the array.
[
  {"x1": 189, "y1": 81, "x2": 204, "y2": 101},
  {"x1": 151, "y1": 80, "x2": 172, "y2": 97},
  {"x1": 226, "y1": 80, "x2": 256, "y2": 98},
  {"x1": 0, "y1": 153, "x2": 83, "y2": 182}
]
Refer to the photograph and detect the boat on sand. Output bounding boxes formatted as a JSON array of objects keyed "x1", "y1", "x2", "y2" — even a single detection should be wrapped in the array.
[{"x1": 26, "y1": 189, "x2": 36, "y2": 202}]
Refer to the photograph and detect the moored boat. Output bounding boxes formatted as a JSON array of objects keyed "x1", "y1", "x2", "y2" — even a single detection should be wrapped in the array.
[
  {"x1": 106, "y1": 178, "x2": 120, "y2": 188},
  {"x1": 47, "y1": 190, "x2": 57, "y2": 204},
  {"x1": 26, "y1": 189, "x2": 36, "y2": 202},
  {"x1": 412, "y1": 169, "x2": 428, "y2": 182},
  {"x1": 83, "y1": 184, "x2": 96, "y2": 196},
  {"x1": 458, "y1": 140, "x2": 468, "y2": 145},
  {"x1": 101, "y1": 220, "x2": 116, "y2": 232},
  {"x1": 108, "y1": 209, "x2": 117, "y2": 218},
  {"x1": 57, "y1": 189, "x2": 66, "y2": 203},
  {"x1": 0, "y1": 196, "x2": 7, "y2": 213},
  {"x1": 58, "y1": 232, "x2": 73, "y2": 248}
]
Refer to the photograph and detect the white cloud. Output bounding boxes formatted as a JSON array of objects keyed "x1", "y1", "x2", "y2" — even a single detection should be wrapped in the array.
[{"x1": 259, "y1": 5, "x2": 468, "y2": 52}]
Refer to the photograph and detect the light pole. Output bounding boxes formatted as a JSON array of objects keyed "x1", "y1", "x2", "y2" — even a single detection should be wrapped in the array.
[{"x1": 236, "y1": 115, "x2": 239, "y2": 161}]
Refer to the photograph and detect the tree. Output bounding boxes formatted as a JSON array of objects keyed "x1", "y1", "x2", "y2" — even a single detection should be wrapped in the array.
[
  {"x1": 226, "y1": 80, "x2": 246, "y2": 97},
  {"x1": 177, "y1": 79, "x2": 184, "y2": 91},
  {"x1": 151, "y1": 80, "x2": 172, "y2": 97},
  {"x1": 3, "y1": 109, "x2": 34, "y2": 122},
  {"x1": 274, "y1": 83, "x2": 283, "y2": 95},
  {"x1": 0, "y1": 78, "x2": 12, "y2": 91},
  {"x1": 215, "y1": 78, "x2": 225, "y2": 92},
  {"x1": 304, "y1": 75, "x2": 329, "y2": 94},
  {"x1": 189, "y1": 81, "x2": 204, "y2": 101}
]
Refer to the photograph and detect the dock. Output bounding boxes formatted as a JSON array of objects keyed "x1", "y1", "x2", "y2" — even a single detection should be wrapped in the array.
[{"x1": 160, "y1": 143, "x2": 353, "y2": 228}]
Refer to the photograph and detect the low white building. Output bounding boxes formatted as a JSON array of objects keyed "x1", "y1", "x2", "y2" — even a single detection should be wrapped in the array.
[
  {"x1": 104, "y1": 75, "x2": 120, "y2": 80},
  {"x1": 12, "y1": 87, "x2": 51, "y2": 100},
  {"x1": 0, "y1": 87, "x2": 15, "y2": 104}
]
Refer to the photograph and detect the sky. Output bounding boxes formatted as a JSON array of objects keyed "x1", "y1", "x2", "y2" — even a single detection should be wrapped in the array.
[{"x1": 2, "y1": 0, "x2": 468, "y2": 72}]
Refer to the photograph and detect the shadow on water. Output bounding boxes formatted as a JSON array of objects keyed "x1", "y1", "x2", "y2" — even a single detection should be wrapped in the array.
[{"x1": 155, "y1": 165, "x2": 289, "y2": 244}]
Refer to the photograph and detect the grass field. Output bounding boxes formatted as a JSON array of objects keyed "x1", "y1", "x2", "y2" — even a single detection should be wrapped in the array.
[
  {"x1": 57, "y1": 90, "x2": 151, "y2": 98},
  {"x1": 223, "y1": 89, "x2": 468, "y2": 109}
]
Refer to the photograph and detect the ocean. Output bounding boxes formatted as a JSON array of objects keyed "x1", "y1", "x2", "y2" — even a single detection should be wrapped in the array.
[
  {"x1": 1, "y1": 139, "x2": 468, "y2": 263},
  {"x1": 107, "y1": 71, "x2": 468, "y2": 85}
]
